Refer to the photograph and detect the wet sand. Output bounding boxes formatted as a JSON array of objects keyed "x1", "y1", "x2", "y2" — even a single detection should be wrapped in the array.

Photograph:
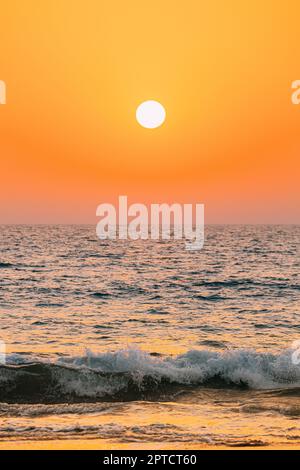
[{"x1": 0, "y1": 440, "x2": 299, "y2": 450}]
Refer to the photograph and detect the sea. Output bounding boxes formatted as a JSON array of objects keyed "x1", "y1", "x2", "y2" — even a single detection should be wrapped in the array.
[{"x1": 0, "y1": 224, "x2": 300, "y2": 448}]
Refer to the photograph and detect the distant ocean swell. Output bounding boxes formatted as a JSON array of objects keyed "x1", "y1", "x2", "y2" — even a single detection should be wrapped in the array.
[{"x1": 1, "y1": 348, "x2": 300, "y2": 403}]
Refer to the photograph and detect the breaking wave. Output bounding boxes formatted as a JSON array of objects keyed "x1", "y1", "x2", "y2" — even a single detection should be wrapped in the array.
[{"x1": 1, "y1": 348, "x2": 300, "y2": 403}]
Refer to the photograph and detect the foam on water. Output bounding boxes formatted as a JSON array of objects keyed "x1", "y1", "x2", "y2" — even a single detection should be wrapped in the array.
[
  {"x1": 1, "y1": 347, "x2": 300, "y2": 403},
  {"x1": 59, "y1": 347, "x2": 300, "y2": 389}
]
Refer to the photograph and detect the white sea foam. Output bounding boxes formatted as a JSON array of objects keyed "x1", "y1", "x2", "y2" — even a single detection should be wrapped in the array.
[
  {"x1": 56, "y1": 347, "x2": 300, "y2": 390},
  {"x1": 2, "y1": 347, "x2": 300, "y2": 403}
]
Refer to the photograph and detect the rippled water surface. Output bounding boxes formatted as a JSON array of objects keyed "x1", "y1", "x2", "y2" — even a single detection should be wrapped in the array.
[{"x1": 0, "y1": 225, "x2": 299, "y2": 448}]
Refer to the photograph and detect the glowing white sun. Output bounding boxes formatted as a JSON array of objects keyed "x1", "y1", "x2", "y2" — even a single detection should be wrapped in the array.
[{"x1": 136, "y1": 100, "x2": 166, "y2": 129}]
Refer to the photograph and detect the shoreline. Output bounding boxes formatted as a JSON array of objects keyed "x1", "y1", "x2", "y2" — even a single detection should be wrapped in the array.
[{"x1": 0, "y1": 440, "x2": 299, "y2": 450}]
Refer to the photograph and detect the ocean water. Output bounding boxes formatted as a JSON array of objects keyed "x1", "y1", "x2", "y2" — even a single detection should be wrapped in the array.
[{"x1": 0, "y1": 224, "x2": 300, "y2": 448}]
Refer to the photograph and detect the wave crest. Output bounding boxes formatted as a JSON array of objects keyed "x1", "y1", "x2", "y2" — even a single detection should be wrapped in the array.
[{"x1": 1, "y1": 348, "x2": 300, "y2": 403}]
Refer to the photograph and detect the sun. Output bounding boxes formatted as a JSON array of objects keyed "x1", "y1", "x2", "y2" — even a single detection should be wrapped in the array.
[{"x1": 136, "y1": 100, "x2": 166, "y2": 129}]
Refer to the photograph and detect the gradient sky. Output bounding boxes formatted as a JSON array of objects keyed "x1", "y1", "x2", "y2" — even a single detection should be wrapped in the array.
[{"x1": 0, "y1": 0, "x2": 299, "y2": 223}]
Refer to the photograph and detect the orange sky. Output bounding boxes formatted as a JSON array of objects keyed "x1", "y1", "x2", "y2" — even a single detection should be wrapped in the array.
[{"x1": 0, "y1": 0, "x2": 299, "y2": 223}]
